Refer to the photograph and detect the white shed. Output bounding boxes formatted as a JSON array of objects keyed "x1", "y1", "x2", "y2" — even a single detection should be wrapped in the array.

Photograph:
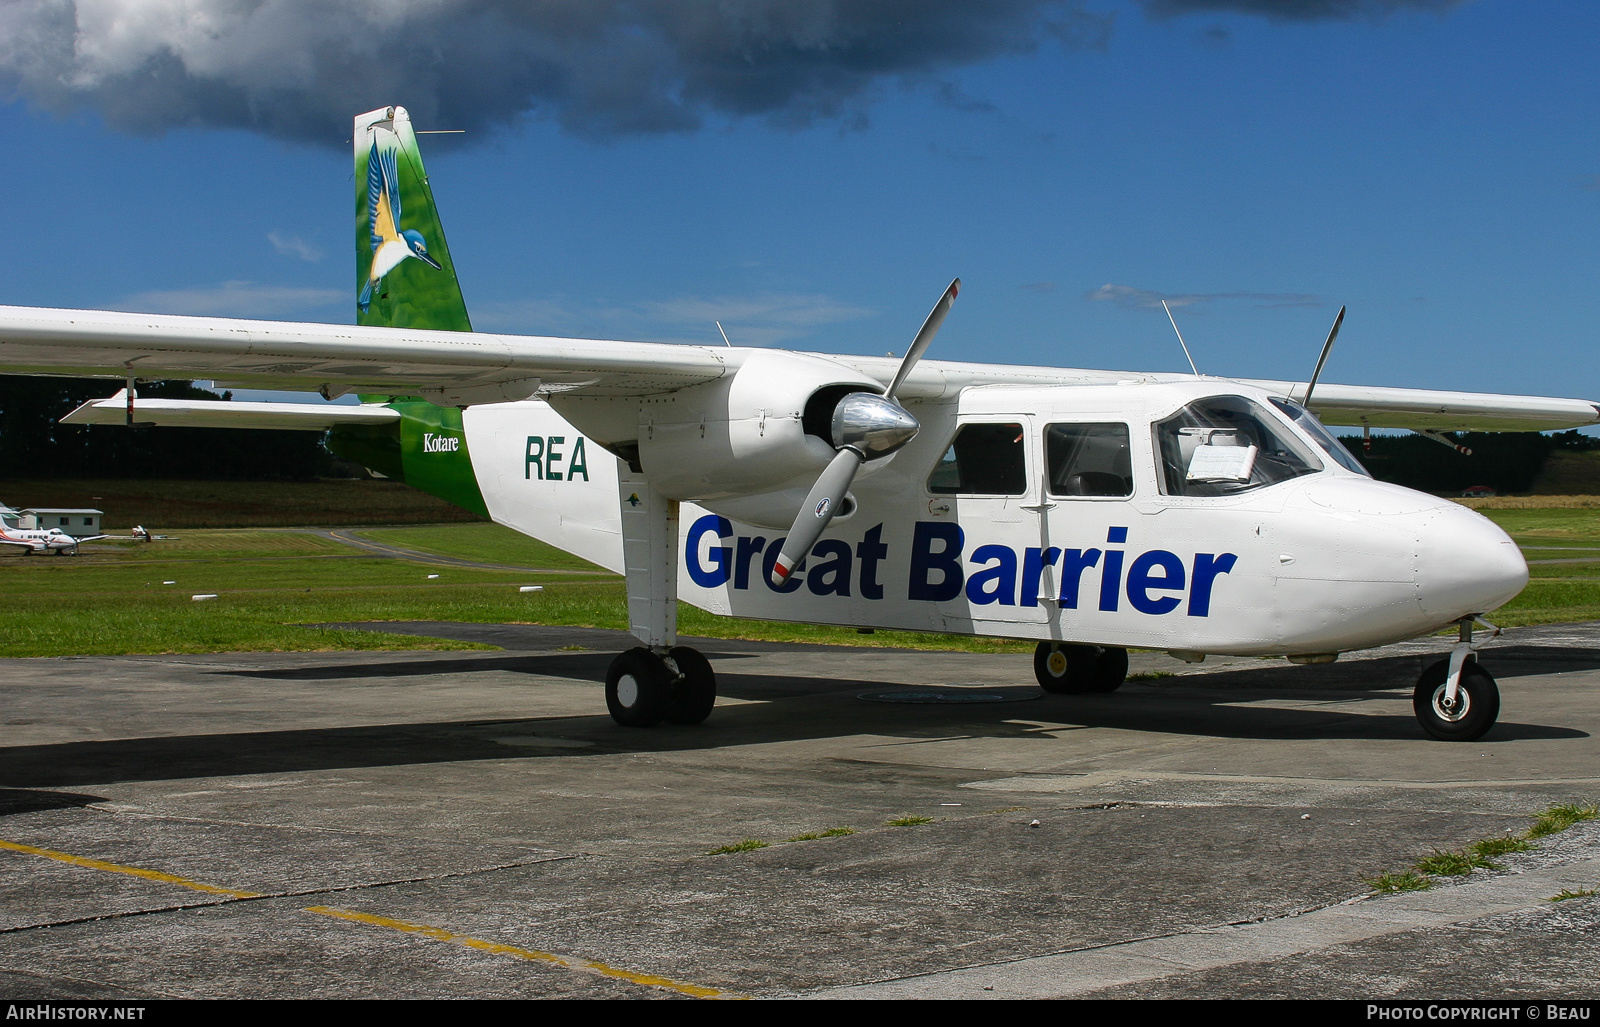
[{"x1": 21, "y1": 508, "x2": 103, "y2": 537}]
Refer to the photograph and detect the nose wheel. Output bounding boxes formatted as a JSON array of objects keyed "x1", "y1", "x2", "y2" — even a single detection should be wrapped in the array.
[
  {"x1": 1414, "y1": 615, "x2": 1501, "y2": 741},
  {"x1": 1414, "y1": 658, "x2": 1499, "y2": 741},
  {"x1": 605, "y1": 646, "x2": 717, "y2": 727},
  {"x1": 1033, "y1": 642, "x2": 1128, "y2": 694}
]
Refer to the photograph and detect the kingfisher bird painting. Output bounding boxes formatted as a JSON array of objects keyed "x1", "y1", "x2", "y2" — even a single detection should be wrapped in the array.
[{"x1": 358, "y1": 134, "x2": 442, "y2": 313}]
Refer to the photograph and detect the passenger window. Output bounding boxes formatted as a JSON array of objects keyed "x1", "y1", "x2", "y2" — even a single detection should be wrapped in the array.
[
  {"x1": 1046, "y1": 422, "x2": 1132, "y2": 497},
  {"x1": 1155, "y1": 395, "x2": 1323, "y2": 497},
  {"x1": 928, "y1": 422, "x2": 1027, "y2": 495}
]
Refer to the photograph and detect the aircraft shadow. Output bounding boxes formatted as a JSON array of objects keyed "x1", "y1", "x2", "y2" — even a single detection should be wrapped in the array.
[
  {"x1": 0, "y1": 788, "x2": 107, "y2": 817},
  {"x1": 0, "y1": 651, "x2": 1588, "y2": 789}
]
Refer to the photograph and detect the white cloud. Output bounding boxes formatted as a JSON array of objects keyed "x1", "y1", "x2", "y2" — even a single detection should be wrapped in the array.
[
  {"x1": 120, "y1": 280, "x2": 344, "y2": 317},
  {"x1": 268, "y1": 231, "x2": 323, "y2": 262},
  {"x1": 474, "y1": 291, "x2": 875, "y2": 346},
  {"x1": 1086, "y1": 283, "x2": 1321, "y2": 310}
]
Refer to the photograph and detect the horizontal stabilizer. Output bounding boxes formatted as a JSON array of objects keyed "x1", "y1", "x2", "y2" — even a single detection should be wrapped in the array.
[{"x1": 61, "y1": 391, "x2": 400, "y2": 431}]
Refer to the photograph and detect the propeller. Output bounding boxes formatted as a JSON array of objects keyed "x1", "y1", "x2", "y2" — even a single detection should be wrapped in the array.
[
  {"x1": 1298, "y1": 305, "x2": 1345, "y2": 407},
  {"x1": 769, "y1": 279, "x2": 960, "y2": 586}
]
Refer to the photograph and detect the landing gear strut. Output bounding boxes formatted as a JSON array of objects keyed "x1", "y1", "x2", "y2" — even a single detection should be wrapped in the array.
[
  {"x1": 1414, "y1": 616, "x2": 1501, "y2": 741},
  {"x1": 1033, "y1": 642, "x2": 1128, "y2": 694},
  {"x1": 605, "y1": 646, "x2": 718, "y2": 728}
]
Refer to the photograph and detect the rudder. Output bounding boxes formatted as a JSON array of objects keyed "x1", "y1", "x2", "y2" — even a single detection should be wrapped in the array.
[{"x1": 353, "y1": 106, "x2": 472, "y2": 332}]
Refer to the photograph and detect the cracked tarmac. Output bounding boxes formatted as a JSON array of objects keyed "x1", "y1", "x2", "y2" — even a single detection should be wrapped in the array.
[{"x1": 1, "y1": 622, "x2": 1597, "y2": 999}]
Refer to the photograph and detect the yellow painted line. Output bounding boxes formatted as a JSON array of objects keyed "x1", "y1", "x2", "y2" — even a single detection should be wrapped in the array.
[
  {"x1": 305, "y1": 906, "x2": 744, "y2": 1000},
  {"x1": 0, "y1": 838, "x2": 263, "y2": 899},
  {"x1": 0, "y1": 837, "x2": 737, "y2": 998}
]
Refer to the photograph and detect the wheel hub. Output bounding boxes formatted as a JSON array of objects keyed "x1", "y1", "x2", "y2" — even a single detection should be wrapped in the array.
[
  {"x1": 1046, "y1": 650, "x2": 1068, "y2": 677},
  {"x1": 616, "y1": 674, "x2": 640, "y2": 709},
  {"x1": 1430, "y1": 684, "x2": 1471, "y2": 722}
]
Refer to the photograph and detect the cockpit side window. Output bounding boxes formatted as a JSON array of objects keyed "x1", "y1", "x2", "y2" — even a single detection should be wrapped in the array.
[
  {"x1": 1155, "y1": 396, "x2": 1323, "y2": 497},
  {"x1": 1046, "y1": 422, "x2": 1133, "y2": 497},
  {"x1": 928, "y1": 422, "x2": 1027, "y2": 495},
  {"x1": 1269, "y1": 398, "x2": 1371, "y2": 476}
]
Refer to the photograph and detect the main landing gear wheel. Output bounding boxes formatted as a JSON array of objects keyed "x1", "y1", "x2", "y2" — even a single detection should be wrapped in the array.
[
  {"x1": 1414, "y1": 658, "x2": 1500, "y2": 741},
  {"x1": 664, "y1": 646, "x2": 716, "y2": 725},
  {"x1": 1033, "y1": 642, "x2": 1129, "y2": 694},
  {"x1": 605, "y1": 646, "x2": 718, "y2": 728}
]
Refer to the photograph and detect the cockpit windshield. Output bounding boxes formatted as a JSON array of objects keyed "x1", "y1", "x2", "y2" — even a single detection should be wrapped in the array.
[
  {"x1": 1269, "y1": 397, "x2": 1371, "y2": 476},
  {"x1": 1155, "y1": 395, "x2": 1323, "y2": 497}
]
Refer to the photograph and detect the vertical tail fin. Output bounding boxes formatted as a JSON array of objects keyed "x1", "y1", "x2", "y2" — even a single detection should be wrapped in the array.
[{"x1": 353, "y1": 106, "x2": 472, "y2": 332}]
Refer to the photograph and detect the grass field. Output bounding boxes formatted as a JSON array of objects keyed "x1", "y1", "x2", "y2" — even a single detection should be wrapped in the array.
[
  {"x1": 3, "y1": 507, "x2": 1598, "y2": 659},
  {"x1": 0, "y1": 523, "x2": 1035, "y2": 658}
]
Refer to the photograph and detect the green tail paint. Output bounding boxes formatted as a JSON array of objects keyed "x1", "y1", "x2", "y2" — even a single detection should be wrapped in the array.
[
  {"x1": 354, "y1": 105, "x2": 472, "y2": 333},
  {"x1": 328, "y1": 106, "x2": 488, "y2": 517}
]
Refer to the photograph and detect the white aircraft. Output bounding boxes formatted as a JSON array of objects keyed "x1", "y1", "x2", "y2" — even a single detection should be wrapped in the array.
[
  {"x1": 6, "y1": 105, "x2": 1597, "y2": 742},
  {"x1": 0, "y1": 505, "x2": 100, "y2": 555}
]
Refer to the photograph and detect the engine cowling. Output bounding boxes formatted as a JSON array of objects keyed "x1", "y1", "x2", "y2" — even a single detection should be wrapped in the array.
[{"x1": 636, "y1": 349, "x2": 882, "y2": 505}]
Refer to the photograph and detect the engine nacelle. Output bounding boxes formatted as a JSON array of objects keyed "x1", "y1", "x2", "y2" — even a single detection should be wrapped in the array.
[{"x1": 635, "y1": 350, "x2": 883, "y2": 503}]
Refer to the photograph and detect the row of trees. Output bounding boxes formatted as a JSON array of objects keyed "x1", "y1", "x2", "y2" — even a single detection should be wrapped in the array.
[
  {"x1": 1338, "y1": 429, "x2": 1600, "y2": 495},
  {"x1": 0, "y1": 375, "x2": 342, "y2": 479}
]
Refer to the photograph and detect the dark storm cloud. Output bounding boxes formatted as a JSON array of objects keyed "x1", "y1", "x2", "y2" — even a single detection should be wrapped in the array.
[{"x1": 0, "y1": 0, "x2": 1464, "y2": 146}]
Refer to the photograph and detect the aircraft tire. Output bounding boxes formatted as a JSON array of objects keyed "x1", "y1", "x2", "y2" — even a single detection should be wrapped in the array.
[
  {"x1": 1414, "y1": 659, "x2": 1499, "y2": 741},
  {"x1": 664, "y1": 646, "x2": 717, "y2": 725},
  {"x1": 606, "y1": 647, "x2": 672, "y2": 728},
  {"x1": 1034, "y1": 642, "x2": 1082, "y2": 693},
  {"x1": 1084, "y1": 647, "x2": 1129, "y2": 693}
]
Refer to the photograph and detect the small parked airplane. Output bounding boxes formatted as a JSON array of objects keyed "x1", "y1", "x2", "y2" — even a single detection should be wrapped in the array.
[
  {"x1": 0, "y1": 505, "x2": 101, "y2": 555},
  {"x1": 5, "y1": 105, "x2": 1597, "y2": 741}
]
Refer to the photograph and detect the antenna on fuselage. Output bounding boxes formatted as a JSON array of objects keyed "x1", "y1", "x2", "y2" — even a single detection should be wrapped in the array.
[
  {"x1": 1161, "y1": 300, "x2": 1201, "y2": 376},
  {"x1": 1298, "y1": 305, "x2": 1346, "y2": 407},
  {"x1": 715, "y1": 321, "x2": 732, "y2": 348}
]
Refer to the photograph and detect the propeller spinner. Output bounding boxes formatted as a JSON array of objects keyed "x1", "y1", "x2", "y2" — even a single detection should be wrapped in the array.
[{"x1": 769, "y1": 279, "x2": 960, "y2": 586}]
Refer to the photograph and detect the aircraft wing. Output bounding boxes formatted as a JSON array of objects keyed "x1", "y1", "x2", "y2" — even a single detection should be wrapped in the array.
[
  {"x1": 61, "y1": 391, "x2": 401, "y2": 430},
  {"x1": 1237, "y1": 378, "x2": 1600, "y2": 432},
  {"x1": 0, "y1": 306, "x2": 727, "y2": 398},
  {"x1": 4, "y1": 304, "x2": 1598, "y2": 432},
  {"x1": 835, "y1": 355, "x2": 1600, "y2": 432}
]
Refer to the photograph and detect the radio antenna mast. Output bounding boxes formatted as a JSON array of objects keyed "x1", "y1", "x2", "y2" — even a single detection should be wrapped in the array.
[{"x1": 1162, "y1": 300, "x2": 1201, "y2": 376}]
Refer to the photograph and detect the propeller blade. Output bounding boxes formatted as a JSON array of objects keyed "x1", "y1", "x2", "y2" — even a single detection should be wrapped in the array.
[
  {"x1": 769, "y1": 447, "x2": 864, "y2": 586},
  {"x1": 886, "y1": 278, "x2": 960, "y2": 402},
  {"x1": 1301, "y1": 305, "x2": 1344, "y2": 407}
]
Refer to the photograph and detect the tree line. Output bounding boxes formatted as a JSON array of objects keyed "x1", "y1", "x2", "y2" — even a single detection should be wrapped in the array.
[{"x1": 0, "y1": 375, "x2": 341, "y2": 479}]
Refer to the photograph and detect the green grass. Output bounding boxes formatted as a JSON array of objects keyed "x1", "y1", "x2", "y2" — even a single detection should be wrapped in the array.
[
  {"x1": 1414, "y1": 849, "x2": 1499, "y2": 876},
  {"x1": 0, "y1": 525, "x2": 1040, "y2": 657},
  {"x1": 886, "y1": 815, "x2": 934, "y2": 827},
  {"x1": 1462, "y1": 508, "x2": 1600, "y2": 625},
  {"x1": 1470, "y1": 836, "x2": 1532, "y2": 859},
  {"x1": 1526, "y1": 803, "x2": 1598, "y2": 839},
  {"x1": 705, "y1": 839, "x2": 768, "y2": 855},
  {"x1": 1367, "y1": 803, "x2": 1597, "y2": 896},
  {"x1": 351, "y1": 523, "x2": 607, "y2": 571},
  {"x1": 1479, "y1": 507, "x2": 1600, "y2": 547},
  {"x1": 1366, "y1": 871, "x2": 1433, "y2": 893},
  {"x1": 1550, "y1": 889, "x2": 1597, "y2": 902}
]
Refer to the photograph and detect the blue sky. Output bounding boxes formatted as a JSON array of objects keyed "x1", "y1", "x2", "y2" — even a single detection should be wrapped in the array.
[{"x1": 1, "y1": 0, "x2": 1596, "y2": 414}]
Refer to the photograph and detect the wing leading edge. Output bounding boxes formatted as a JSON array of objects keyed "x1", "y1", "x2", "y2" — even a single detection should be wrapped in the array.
[{"x1": 2, "y1": 303, "x2": 1596, "y2": 432}]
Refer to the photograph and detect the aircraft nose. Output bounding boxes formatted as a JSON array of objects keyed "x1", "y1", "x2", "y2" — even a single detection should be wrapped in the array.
[{"x1": 1415, "y1": 502, "x2": 1528, "y2": 620}]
